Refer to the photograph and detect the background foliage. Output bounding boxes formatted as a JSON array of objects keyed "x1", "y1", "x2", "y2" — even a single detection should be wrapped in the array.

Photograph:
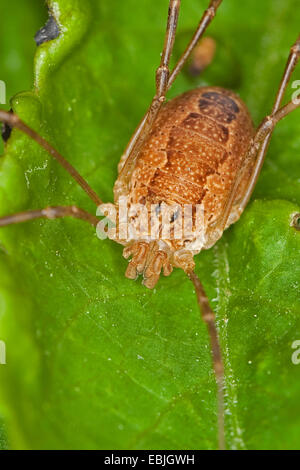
[
  {"x1": 0, "y1": 0, "x2": 46, "y2": 449},
  {"x1": 0, "y1": 0, "x2": 299, "y2": 450}
]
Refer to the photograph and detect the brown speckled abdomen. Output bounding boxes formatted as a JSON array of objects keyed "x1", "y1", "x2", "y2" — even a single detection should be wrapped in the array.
[{"x1": 127, "y1": 86, "x2": 254, "y2": 229}]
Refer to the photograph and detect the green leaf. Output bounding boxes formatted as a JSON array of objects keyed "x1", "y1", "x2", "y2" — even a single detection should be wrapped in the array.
[
  {"x1": 0, "y1": 0, "x2": 47, "y2": 448},
  {"x1": 0, "y1": 0, "x2": 46, "y2": 155},
  {"x1": 0, "y1": 0, "x2": 299, "y2": 450},
  {"x1": 0, "y1": 416, "x2": 8, "y2": 450}
]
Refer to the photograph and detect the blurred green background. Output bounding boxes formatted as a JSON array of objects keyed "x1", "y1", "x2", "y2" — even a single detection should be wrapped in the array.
[
  {"x1": 0, "y1": 0, "x2": 46, "y2": 449},
  {"x1": 0, "y1": 0, "x2": 46, "y2": 154}
]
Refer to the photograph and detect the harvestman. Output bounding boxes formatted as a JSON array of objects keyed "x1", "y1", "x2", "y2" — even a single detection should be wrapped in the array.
[{"x1": 0, "y1": 0, "x2": 300, "y2": 449}]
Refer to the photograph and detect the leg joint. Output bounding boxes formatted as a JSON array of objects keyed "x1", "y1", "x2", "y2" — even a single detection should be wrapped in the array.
[
  {"x1": 206, "y1": 7, "x2": 216, "y2": 19},
  {"x1": 291, "y1": 37, "x2": 300, "y2": 55},
  {"x1": 202, "y1": 311, "x2": 215, "y2": 322},
  {"x1": 156, "y1": 66, "x2": 170, "y2": 97}
]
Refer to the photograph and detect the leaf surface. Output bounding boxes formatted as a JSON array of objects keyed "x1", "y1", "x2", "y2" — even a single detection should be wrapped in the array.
[
  {"x1": 0, "y1": 0, "x2": 46, "y2": 449},
  {"x1": 0, "y1": 0, "x2": 299, "y2": 450}
]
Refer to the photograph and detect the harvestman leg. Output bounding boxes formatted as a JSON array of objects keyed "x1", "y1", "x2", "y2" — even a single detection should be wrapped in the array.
[
  {"x1": 187, "y1": 271, "x2": 225, "y2": 451},
  {"x1": 0, "y1": 111, "x2": 102, "y2": 226},
  {"x1": 215, "y1": 35, "x2": 300, "y2": 234},
  {"x1": 198, "y1": 34, "x2": 300, "y2": 449},
  {"x1": 0, "y1": 111, "x2": 102, "y2": 206},
  {"x1": 0, "y1": 206, "x2": 99, "y2": 228},
  {"x1": 0, "y1": 1, "x2": 226, "y2": 449},
  {"x1": 117, "y1": 0, "x2": 225, "y2": 449},
  {"x1": 116, "y1": 0, "x2": 224, "y2": 196},
  {"x1": 116, "y1": 0, "x2": 226, "y2": 445},
  {"x1": 115, "y1": 0, "x2": 182, "y2": 194},
  {"x1": 118, "y1": 0, "x2": 225, "y2": 448}
]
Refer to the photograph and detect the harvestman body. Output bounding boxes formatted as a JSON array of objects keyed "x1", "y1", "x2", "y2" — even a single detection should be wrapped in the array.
[{"x1": 0, "y1": 0, "x2": 299, "y2": 449}]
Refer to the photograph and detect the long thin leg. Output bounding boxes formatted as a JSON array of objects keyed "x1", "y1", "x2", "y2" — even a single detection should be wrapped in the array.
[
  {"x1": 239, "y1": 35, "x2": 300, "y2": 211},
  {"x1": 168, "y1": 0, "x2": 223, "y2": 88},
  {"x1": 115, "y1": 0, "x2": 181, "y2": 196},
  {"x1": 187, "y1": 35, "x2": 300, "y2": 449},
  {"x1": 238, "y1": 100, "x2": 300, "y2": 211},
  {"x1": 0, "y1": 111, "x2": 102, "y2": 206},
  {"x1": 187, "y1": 270, "x2": 225, "y2": 451},
  {"x1": 0, "y1": 205, "x2": 99, "y2": 228},
  {"x1": 115, "y1": 0, "x2": 224, "y2": 197},
  {"x1": 214, "y1": 35, "x2": 300, "y2": 234}
]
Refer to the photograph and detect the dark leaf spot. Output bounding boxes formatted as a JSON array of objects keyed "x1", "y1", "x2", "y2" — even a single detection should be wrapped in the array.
[
  {"x1": 34, "y1": 16, "x2": 60, "y2": 46},
  {"x1": 1, "y1": 109, "x2": 13, "y2": 143}
]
